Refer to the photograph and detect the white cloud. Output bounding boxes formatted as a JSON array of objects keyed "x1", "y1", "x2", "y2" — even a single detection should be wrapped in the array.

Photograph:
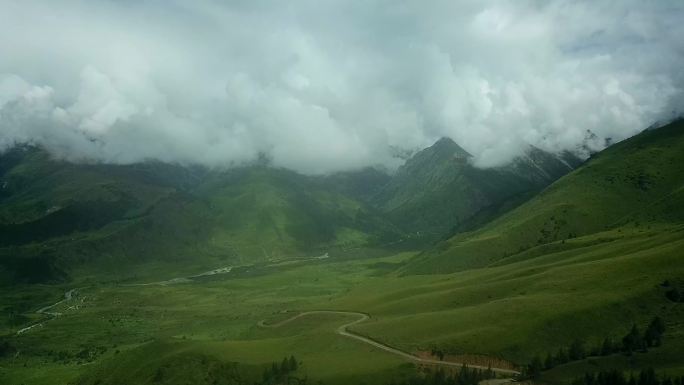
[{"x1": 0, "y1": 0, "x2": 682, "y2": 172}]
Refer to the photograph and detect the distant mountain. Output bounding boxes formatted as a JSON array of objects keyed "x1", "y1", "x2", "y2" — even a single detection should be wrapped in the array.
[
  {"x1": 372, "y1": 137, "x2": 580, "y2": 240},
  {"x1": 0, "y1": 135, "x2": 584, "y2": 285},
  {"x1": 405, "y1": 119, "x2": 684, "y2": 274},
  {"x1": 0, "y1": 149, "x2": 401, "y2": 285},
  {"x1": 321, "y1": 167, "x2": 391, "y2": 203}
]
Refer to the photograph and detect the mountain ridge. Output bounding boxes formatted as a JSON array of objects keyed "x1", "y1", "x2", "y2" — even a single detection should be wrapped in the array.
[
  {"x1": 404, "y1": 119, "x2": 684, "y2": 274},
  {"x1": 371, "y1": 137, "x2": 581, "y2": 239},
  {"x1": 0, "y1": 136, "x2": 583, "y2": 284}
]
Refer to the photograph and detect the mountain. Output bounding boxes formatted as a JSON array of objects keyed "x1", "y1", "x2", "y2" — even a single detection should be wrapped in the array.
[
  {"x1": 406, "y1": 119, "x2": 684, "y2": 274},
  {"x1": 372, "y1": 137, "x2": 580, "y2": 239},
  {"x1": 0, "y1": 136, "x2": 581, "y2": 285},
  {"x1": 0, "y1": 148, "x2": 401, "y2": 285},
  {"x1": 321, "y1": 167, "x2": 392, "y2": 203}
]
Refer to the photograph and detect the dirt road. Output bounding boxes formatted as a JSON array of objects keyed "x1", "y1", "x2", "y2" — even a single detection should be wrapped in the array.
[
  {"x1": 123, "y1": 266, "x2": 233, "y2": 287},
  {"x1": 16, "y1": 288, "x2": 82, "y2": 335},
  {"x1": 258, "y1": 310, "x2": 520, "y2": 375}
]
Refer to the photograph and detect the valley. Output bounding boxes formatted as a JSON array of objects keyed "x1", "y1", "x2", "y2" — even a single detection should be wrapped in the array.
[{"x1": 1, "y1": 121, "x2": 684, "y2": 385}]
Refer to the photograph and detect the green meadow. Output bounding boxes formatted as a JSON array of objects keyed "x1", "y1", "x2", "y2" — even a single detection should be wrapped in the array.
[
  {"x1": 2, "y1": 221, "x2": 683, "y2": 385},
  {"x1": 2, "y1": 123, "x2": 684, "y2": 385}
]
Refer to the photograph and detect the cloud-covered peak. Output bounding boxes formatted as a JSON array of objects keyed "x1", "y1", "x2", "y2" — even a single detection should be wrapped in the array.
[{"x1": 1, "y1": 1, "x2": 683, "y2": 173}]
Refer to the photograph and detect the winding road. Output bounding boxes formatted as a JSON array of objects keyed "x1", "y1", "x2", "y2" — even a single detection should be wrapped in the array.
[
  {"x1": 16, "y1": 264, "x2": 519, "y2": 380},
  {"x1": 123, "y1": 266, "x2": 234, "y2": 287},
  {"x1": 258, "y1": 310, "x2": 520, "y2": 376},
  {"x1": 16, "y1": 288, "x2": 81, "y2": 335}
]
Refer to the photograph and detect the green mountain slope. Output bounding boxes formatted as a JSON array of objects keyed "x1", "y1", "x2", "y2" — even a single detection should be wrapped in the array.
[
  {"x1": 406, "y1": 119, "x2": 684, "y2": 274},
  {"x1": 373, "y1": 137, "x2": 579, "y2": 239},
  {"x1": 0, "y1": 135, "x2": 582, "y2": 285},
  {"x1": 189, "y1": 166, "x2": 401, "y2": 259},
  {"x1": 0, "y1": 149, "x2": 401, "y2": 285}
]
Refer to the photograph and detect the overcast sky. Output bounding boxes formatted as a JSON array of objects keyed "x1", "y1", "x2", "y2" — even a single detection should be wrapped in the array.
[{"x1": 0, "y1": 1, "x2": 683, "y2": 173}]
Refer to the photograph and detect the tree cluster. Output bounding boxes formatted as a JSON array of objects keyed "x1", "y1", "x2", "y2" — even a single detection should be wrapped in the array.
[
  {"x1": 0, "y1": 338, "x2": 16, "y2": 358},
  {"x1": 620, "y1": 317, "x2": 666, "y2": 354},
  {"x1": 430, "y1": 347, "x2": 445, "y2": 361},
  {"x1": 261, "y1": 356, "x2": 300, "y2": 385},
  {"x1": 524, "y1": 317, "x2": 666, "y2": 378},
  {"x1": 662, "y1": 280, "x2": 684, "y2": 303},
  {"x1": 571, "y1": 368, "x2": 684, "y2": 385},
  {"x1": 388, "y1": 364, "x2": 496, "y2": 385},
  {"x1": 665, "y1": 289, "x2": 683, "y2": 302}
]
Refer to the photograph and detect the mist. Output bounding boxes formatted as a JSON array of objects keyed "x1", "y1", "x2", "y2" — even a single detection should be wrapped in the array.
[{"x1": 1, "y1": 0, "x2": 683, "y2": 173}]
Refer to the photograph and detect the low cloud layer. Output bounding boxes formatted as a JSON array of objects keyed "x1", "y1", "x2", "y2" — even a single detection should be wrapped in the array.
[{"x1": 1, "y1": 1, "x2": 683, "y2": 173}]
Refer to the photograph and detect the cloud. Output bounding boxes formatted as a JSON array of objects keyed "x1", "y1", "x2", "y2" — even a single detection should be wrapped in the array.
[{"x1": 0, "y1": 0, "x2": 683, "y2": 172}]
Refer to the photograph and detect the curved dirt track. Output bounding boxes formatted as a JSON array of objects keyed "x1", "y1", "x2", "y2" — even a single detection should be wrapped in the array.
[
  {"x1": 258, "y1": 310, "x2": 520, "y2": 375},
  {"x1": 17, "y1": 288, "x2": 82, "y2": 335}
]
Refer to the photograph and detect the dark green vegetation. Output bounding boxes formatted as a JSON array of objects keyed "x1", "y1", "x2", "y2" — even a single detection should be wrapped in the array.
[
  {"x1": 388, "y1": 365, "x2": 496, "y2": 385},
  {"x1": 409, "y1": 120, "x2": 684, "y2": 273},
  {"x1": 0, "y1": 137, "x2": 577, "y2": 286},
  {"x1": 663, "y1": 280, "x2": 684, "y2": 303},
  {"x1": 77, "y1": 350, "x2": 303, "y2": 385},
  {"x1": 0, "y1": 147, "x2": 402, "y2": 285},
  {"x1": 1, "y1": 121, "x2": 684, "y2": 385},
  {"x1": 373, "y1": 138, "x2": 579, "y2": 238},
  {"x1": 522, "y1": 317, "x2": 667, "y2": 379},
  {"x1": 571, "y1": 368, "x2": 684, "y2": 385}
]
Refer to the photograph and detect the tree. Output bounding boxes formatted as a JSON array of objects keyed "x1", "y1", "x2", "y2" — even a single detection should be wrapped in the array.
[
  {"x1": 431, "y1": 348, "x2": 445, "y2": 361},
  {"x1": 638, "y1": 368, "x2": 658, "y2": 385},
  {"x1": 289, "y1": 355, "x2": 298, "y2": 372},
  {"x1": 280, "y1": 357, "x2": 290, "y2": 374},
  {"x1": 0, "y1": 339, "x2": 16, "y2": 358},
  {"x1": 601, "y1": 337, "x2": 616, "y2": 356},
  {"x1": 569, "y1": 339, "x2": 586, "y2": 361},
  {"x1": 644, "y1": 326, "x2": 660, "y2": 348},
  {"x1": 629, "y1": 373, "x2": 637, "y2": 385},
  {"x1": 544, "y1": 352, "x2": 555, "y2": 370},
  {"x1": 527, "y1": 356, "x2": 543, "y2": 379},
  {"x1": 485, "y1": 364, "x2": 495, "y2": 380},
  {"x1": 433, "y1": 367, "x2": 446, "y2": 385},
  {"x1": 665, "y1": 288, "x2": 681, "y2": 302},
  {"x1": 556, "y1": 347, "x2": 569, "y2": 364},
  {"x1": 622, "y1": 325, "x2": 644, "y2": 354},
  {"x1": 262, "y1": 367, "x2": 273, "y2": 383}
]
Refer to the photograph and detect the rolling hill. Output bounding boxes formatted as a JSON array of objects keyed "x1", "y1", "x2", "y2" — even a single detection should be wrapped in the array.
[
  {"x1": 406, "y1": 119, "x2": 684, "y2": 274},
  {"x1": 373, "y1": 137, "x2": 580, "y2": 239},
  {"x1": 0, "y1": 148, "x2": 402, "y2": 285},
  {"x1": 2, "y1": 123, "x2": 684, "y2": 385},
  {"x1": 0, "y1": 136, "x2": 581, "y2": 285}
]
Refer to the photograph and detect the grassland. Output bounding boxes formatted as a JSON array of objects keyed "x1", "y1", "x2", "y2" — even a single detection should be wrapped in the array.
[
  {"x1": 0, "y1": 148, "x2": 404, "y2": 287},
  {"x1": 2, "y1": 123, "x2": 684, "y2": 385},
  {"x1": 2, "y1": 221, "x2": 683, "y2": 384},
  {"x1": 408, "y1": 120, "x2": 684, "y2": 274}
]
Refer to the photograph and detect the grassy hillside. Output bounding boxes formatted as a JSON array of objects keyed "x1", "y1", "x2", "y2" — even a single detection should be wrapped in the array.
[
  {"x1": 189, "y1": 166, "x2": 401, "y2": 261},
  {"x1": 406, "y1": 120, "x2": 684, "y2": 273},
  {"x1": 2, "y1": 226, "x2": 682, "y2": 385},
  {"x1": 0, "y1": 148, "x2": 402, "y2": 285},
  {"x1": 3, "y1": 124, "x2": 684, "y2": 385},
  {"x1": 348, "y1": 226, "x2": 684, "y2": 360},
  {"x1": 373, "y1": 138, "x2": 578, "y2": 240},
  {"x1": 0, "y1": 135, "x2": 580, "y2": 284}
]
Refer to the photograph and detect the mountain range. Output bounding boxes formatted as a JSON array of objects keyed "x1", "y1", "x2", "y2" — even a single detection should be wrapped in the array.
[
  {"x1": 407, "y1": 119, "x2": 684, "y2": 273},
  {"x1": 3, "y1": 120, "x2": 684, "y2": 385},
  {"x1": 4, "y1": 118, "x2": 684, "y2": 287},
  {"x1": 0, "y1": 136, "x2": 580, "y2": 285}
]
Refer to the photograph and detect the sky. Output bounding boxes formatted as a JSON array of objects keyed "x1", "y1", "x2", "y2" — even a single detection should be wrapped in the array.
[{"x1": 0, "y1": 0, "x2": 683, "y2": 174}]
